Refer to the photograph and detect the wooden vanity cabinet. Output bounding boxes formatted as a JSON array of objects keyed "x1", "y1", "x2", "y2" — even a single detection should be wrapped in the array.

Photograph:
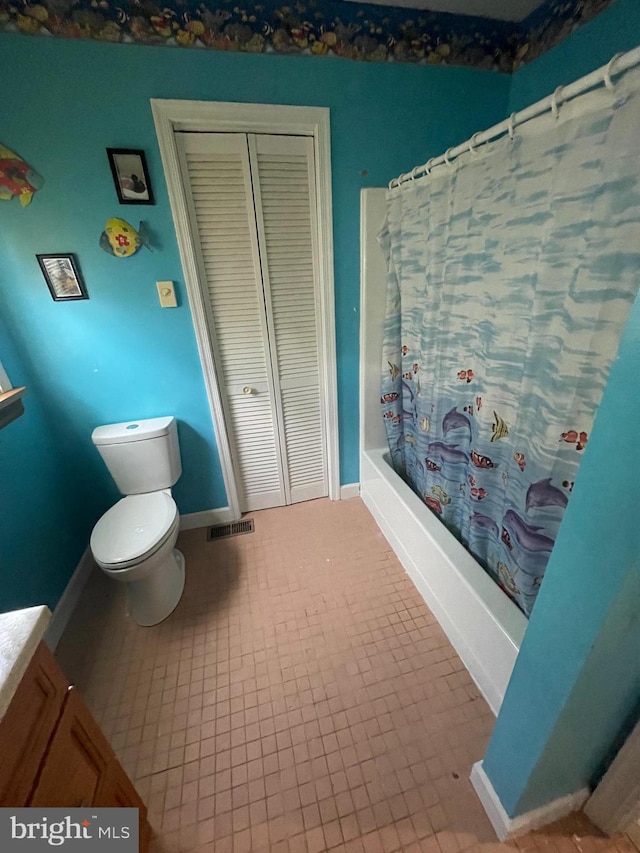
[{"x1": 0, "y1": 642, "x2": 151, "y2": 851}]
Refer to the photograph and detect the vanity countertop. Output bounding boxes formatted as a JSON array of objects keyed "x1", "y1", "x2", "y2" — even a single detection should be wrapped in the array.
[{"x1": 0, "y1": 606, "x2": 51, "y2": 723}]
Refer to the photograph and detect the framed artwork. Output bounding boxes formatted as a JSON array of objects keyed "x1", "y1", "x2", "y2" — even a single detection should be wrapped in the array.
[
  {"x1": 36, "y1": 254, "x2": 88, "y2": 301},
  {"x1": 106, "y1": 148, "x2": 154, "y2": 205}
]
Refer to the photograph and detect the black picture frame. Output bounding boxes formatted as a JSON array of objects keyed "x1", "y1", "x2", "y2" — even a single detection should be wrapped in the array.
[
  {"x1": 106, "y1": 148, "x2": 154, "y2": 205},
  {"x1": 36, "y1": 254, "x2": 88, "y2": 302}
]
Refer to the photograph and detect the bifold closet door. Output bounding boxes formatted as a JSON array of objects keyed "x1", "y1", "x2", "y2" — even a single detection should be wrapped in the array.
[
  {"x1": 176, "y1": 131, "x2": 327, "y2": 512},
  {"x1": 177, "y1": 132, "x2": 287, "y2": 511},
  {"x1": 249, "y1": 134, "x2": 328, "y2": 505}
]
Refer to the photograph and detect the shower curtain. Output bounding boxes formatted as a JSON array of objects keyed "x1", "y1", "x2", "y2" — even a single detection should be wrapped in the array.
[{"x1": 381, "y1": 72, "x2": 640, "y2": 617}]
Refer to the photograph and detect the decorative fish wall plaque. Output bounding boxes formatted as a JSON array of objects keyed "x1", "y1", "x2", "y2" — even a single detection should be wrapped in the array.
[
  {"x1": 99, "y1": 218, "x2": 152, "y2": 258},
  {"x1": 0, "y1": 143, "x2": 44, "y2": 207}
]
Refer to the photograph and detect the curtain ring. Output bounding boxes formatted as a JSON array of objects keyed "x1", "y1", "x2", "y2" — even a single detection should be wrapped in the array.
[
  {"x1": 409, "y1": 166, "x2": 420, "y2": 181},
  {"x1": 444, "y1": 148, "x2": 455, "y2": 167},
  {"x1": 468, "y1": 132, "x2": 482, "y2": 155},
  {"x1": 604, "y1": 52, "x2": 624, "y2": 90},
  {"x1": 508, "y1": 112, "x2": 517, "y2": 140},
  {"x1": 551, "y1": 86, "x2": 563, "y2": 119},
  {"x1": 425, "y1": 158, "x2": 435, "y2": 175}
]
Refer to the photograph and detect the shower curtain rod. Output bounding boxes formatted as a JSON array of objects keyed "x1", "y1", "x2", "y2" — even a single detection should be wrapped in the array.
[{"x1": 390, "y1": 44, "x2": 640, "y2": 189}]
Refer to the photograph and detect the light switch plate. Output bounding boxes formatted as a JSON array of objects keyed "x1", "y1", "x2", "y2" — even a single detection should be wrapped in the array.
[{"x1": 156, "y1": 280, "x2": 177, "y2": 308}]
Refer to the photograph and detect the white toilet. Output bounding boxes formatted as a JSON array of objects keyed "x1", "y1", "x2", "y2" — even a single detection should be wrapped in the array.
[{"x1": 89, "y1": 416, "x2": 186, "y2": 626}]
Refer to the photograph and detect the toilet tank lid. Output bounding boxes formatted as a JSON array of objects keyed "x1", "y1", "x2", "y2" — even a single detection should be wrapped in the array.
[{"x1": 92, "y1": 416, "x2": 175, "y2": 446}]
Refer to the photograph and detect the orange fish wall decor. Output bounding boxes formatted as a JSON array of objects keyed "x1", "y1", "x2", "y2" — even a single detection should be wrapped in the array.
[{"x1": 0, "y1": 143, "x2": 44, "y2": 207}]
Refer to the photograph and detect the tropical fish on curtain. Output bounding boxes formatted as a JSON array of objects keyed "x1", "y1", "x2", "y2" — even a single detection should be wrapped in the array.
[{"x1": 380, "y1": 75, "x2": 640, "y2": 617}]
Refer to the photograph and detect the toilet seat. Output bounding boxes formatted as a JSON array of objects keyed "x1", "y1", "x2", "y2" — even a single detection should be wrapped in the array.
[{"x1": 91, "y1": 492, "x2": 178, "y2": 568}]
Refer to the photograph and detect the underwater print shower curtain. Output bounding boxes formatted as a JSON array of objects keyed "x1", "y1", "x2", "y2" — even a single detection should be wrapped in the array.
[{"x1": 381, "y1": 71, "x2": 640, "y2": 617}]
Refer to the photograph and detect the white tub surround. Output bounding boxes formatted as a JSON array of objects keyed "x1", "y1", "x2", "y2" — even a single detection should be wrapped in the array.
[{"x1": 0, "y1": 606, "x2": 51, "y2": 722}]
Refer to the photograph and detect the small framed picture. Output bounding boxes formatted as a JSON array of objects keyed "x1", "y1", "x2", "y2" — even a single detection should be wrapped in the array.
[
  {"x1": 106, "y1": 148, "x2": 154, "y2": 205},
  {"x1": 36, "y1": 254, "x2": 88, "y2": 301}
]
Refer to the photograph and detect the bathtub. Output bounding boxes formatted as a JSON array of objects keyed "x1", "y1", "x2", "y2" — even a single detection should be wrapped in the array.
[
  {"x1": 359, "y1": 189, "x2": 527, "y2": 715},
  {"x1": 360, "y1": 447, "x2": 527, "y2": 714}
]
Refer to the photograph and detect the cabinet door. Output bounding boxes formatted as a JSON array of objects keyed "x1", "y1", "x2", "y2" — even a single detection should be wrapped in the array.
[
  {"x1": 29, "y1": 688, "x2": 150, "y2": 849},
  {"x1": 96, "y1": 764, "x2": 151, "y2": 853},
  {"x1": 0, "y1": 642, "x2": 67, "y2": 806},
  {"x1": 29, "y1": 687, "x2": 111, "y2": 808}
]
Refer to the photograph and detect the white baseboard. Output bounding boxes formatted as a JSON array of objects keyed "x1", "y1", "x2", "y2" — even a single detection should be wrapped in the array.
[
  {"x1": 179, "y1": 506, "x2": 236, "y2": 530},
  {"x1": 340, "y1": 483, "x2": 360, "y2": 500},
  {"x1": 44, "y1": 547, "x2": 97, "y2": 651},
  {"x1": 181, "y1": 493, "x2": 360, "y2": 527},
  {"x1": 470, "y1": 761, "x2": 589, "y2": 840}
]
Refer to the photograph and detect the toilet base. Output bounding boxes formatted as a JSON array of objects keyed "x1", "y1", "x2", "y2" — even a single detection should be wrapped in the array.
[{"x1": 127, "y1": 548, "x2": 186, "y2": 626}]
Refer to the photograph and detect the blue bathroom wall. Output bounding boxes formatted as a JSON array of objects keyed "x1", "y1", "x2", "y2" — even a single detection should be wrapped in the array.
[
  {"x1": 0, "y1": 33, "x2": 510, "y2": 610},
  {"x1": 0, "y1": 296, "x2": 96, "y2": 612},
  {"x1": 483, "y1": 0, "x2": 640, "y2": 817}
]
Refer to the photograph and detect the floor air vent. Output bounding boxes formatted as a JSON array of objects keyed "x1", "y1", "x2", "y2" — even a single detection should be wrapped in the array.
[{"x1": 207, "y1": 519, "x2": 255, "y2": 541}]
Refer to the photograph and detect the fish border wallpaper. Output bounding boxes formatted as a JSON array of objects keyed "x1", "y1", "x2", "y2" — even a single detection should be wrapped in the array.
[{"x1": 0, "y1": 0, "x2": 617, "y2": 72}]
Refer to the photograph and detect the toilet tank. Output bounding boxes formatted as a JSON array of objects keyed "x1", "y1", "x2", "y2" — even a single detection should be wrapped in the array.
[{"x1": 92, "y1": 416, "x2": 182, "y2": 495}]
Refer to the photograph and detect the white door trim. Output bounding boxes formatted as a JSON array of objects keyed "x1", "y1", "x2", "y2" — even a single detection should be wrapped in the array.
[{"x1": 151, "y1": 100, "x2": 340, "y2": 518}]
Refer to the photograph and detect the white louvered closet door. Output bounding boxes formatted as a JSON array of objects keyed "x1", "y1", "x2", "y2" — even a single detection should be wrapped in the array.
[
  {"x1": 176, "y1": 131, "x2": 327, "y2": 512},
  {"x1": 249, "y1": 134, "x2": 328, "y2": 505}
]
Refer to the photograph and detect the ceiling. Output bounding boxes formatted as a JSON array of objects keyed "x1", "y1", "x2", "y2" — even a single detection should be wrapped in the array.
[{"x1": 342, "y1": 0, "x2": 546, "y2": 23}]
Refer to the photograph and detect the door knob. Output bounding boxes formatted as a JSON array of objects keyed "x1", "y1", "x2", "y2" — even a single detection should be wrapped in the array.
[{"x1": 243, "y1": 386, "x2": 253, "y2": 395}]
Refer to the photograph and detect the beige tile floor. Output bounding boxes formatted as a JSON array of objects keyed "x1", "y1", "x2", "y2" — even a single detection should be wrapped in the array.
[{"x1": 56, "y1": 498, "x2": 634, "y2": 853}]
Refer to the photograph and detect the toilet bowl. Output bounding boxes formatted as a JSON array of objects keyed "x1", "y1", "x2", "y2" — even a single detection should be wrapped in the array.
[
  {"x1": 89, "y1": 416, "x2": 186, "y2": 628},
  {"x1": 91, "y1": 491, "x2": 185, "y2": 626}
]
